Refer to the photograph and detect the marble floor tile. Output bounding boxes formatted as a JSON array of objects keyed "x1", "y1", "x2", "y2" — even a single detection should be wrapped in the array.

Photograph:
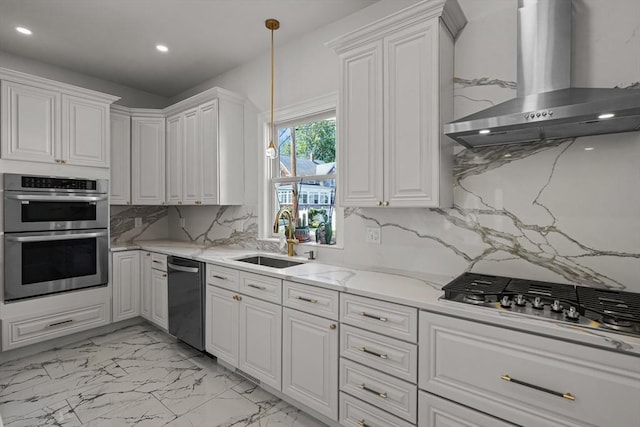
[{"x1": 0, "y1": 322, "x2": 328, "y2": 427}]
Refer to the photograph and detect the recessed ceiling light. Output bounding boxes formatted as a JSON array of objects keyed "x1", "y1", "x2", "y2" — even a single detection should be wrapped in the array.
[
  {"x1": 598, "y1": 113, "x2": 615, "y2": 119},
  {"x1": 16, "y1": 26, "x2": 32, "y2": 35},
  {"x1": 584, "y1": 147, "x2": 594, "y2": 151},
  {"x1": 478, "y1": 129, "x2": 491, "y2": 134},
  {"x1": 156, "y1": 44, "x2": 169, "y2": 53}
]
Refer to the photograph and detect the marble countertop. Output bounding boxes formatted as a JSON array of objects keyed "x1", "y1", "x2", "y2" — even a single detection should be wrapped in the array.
[{"x1": 112, "y1": 240, "x2": 640, "y2": 356}]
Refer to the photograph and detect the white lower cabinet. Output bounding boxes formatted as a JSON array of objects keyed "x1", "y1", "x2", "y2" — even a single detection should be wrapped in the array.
[
  {"x1": 140, "y1": 252, "x2": 168, "y2": 330},
  {"x1": 282, "y1": 307, "x2": 339, "y2": 420},
  {"x1": 140, "y1": 252, "x2": 153, "y2": 320},
  {"x1": 206, "y1": 285, "x2": 239, "y2": 366},
  {"x1": 341, "y1": 392, "x2": 413, "y2": 427},
  {"x1": 418, "y1": 391, "x2": 514, "y2": 427},
  {"x1": 112, "y1": 251, "x2": 141, "y2": 322}
]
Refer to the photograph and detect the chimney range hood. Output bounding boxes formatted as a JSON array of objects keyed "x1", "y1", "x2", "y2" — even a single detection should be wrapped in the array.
[{"x1": 444, "y1": 0, "x2": 640, "y2": 148}]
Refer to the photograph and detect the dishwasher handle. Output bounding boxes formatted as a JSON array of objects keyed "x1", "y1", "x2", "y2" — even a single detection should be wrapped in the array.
[{"x1": 167, "y1": 263, "x2": 200, "y2": 274}]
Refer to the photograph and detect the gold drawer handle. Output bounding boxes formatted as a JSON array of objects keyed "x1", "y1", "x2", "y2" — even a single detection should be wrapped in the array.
[
  {"x1": 247, "y1": 284, "x2": 267, "y2": 290},
  {"x1": 296, "y1": 296, "x2": 318, "y2": 304},
  {"x1": 358, "y1": 383, "x2": 387, "y2": 399},
  {"x1": 501, "y1": 374, "x2": 575, "y2": 401},
  {"x1": 46, "y1": 319, "x2": 74, "y2": 328},
  {"x1": 359, "y1": 312, "x2": 388, "y2": 322},
  {"x1": 232, "y1": 295, "x2": 243, "y2": 301},
  {"x1": 358, "y1": 346, "x2": 388, "y2": 359},
  {"x1": 212, "y1": 275, "x2": 228, "y2": 280},
  {"x1": 357, "y1": 419, "x2": 369, "y2": 427}
]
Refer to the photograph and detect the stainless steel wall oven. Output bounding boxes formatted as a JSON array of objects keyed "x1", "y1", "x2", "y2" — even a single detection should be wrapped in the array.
[{"x1": 3, "y1": 174, "x2": 109, "y2": 302}]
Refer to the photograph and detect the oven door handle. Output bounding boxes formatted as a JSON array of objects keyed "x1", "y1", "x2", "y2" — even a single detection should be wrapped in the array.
[
  {"x1": 5, "y1": 231, "x2": 108, "y2": 242},
  {"x1": 5, "y1": 194, "x2": 108, "y2": 202}
]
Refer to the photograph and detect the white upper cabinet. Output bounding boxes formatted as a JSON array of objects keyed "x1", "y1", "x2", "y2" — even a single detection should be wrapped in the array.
[
  {"x1": 131, "y1": 114, "x2": 165, "y2": 205},
  {"x1": 328, "y1": 1, "x2": 466, "y2": 208},
  {"x1": 110, "y1": 108, "x2": 131, "y2": 205},
  {"x1": 0, "y1": 69, "x2": 118, "y2": 167},
  {"x1": 165, "y1": 88, "x2": 244, "y2": 206}
]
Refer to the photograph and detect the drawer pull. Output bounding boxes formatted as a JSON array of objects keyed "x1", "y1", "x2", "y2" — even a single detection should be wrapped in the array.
[
  {"x1": 232, "y1": 295, "x2": 243, "y2": 301},
  {"x1": 359, "y1": 312, "x2": 388, "y2": 322},
  {"x1": 358, "y1": 383, "x2": 387, "y2": 399},
  {"x1": 212, "y1": 275, "x2": 228, "y2": 280},
  {"x1": 248, "y1": 284, "x2": 267, "y2": 290},
  {"x1": 501, "y1": 374, "x2": 575, "y2": 401},
  {"x1": 357, "y1": 419, "x2": 369, "y2": 427},
  {"x1": 358, "y1": 346, "x2": 388, "y2": 359},
  {"x1": 296, "y1": 296, "x2": 318, "y2": 304},
  {"x1": 46, "y1": 319, "x2": 74, "y2": 328}
]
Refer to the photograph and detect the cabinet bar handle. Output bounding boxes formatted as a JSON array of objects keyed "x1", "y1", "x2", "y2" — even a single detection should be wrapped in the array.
[
  {"x1": 357, "y1": 419, "x2": 369, "y2": 427},
  {"x1": 152, "y1": 260, "x2": 163, "y2": 264},
  {"x1": 359, "y1": 312, "x2": 388, "y2": 322},
  {"x1": 46, "y1": 319, "x2": 73, "y2": 328},
  {"x1": 146, "y1": 253, "x2": 151, "y2": 256},
  {"x1": 501, "y1": 374, "x2": 575, "y2": 401},
  {"x1": 358, "y1": 346, "x2": 388, "y2": 359},
  {"x1": 296, "y1": 296, "x2": 318, "y2": 304},
  {"x1": 247, "y1": 284, "x2": 267, "y2": 290},
  {"x1": 358, "y1": 383, "x2": 387, "y2": 398},
  {"x1": 212, "y1": 275, "x2": 228, "y2": 280}
]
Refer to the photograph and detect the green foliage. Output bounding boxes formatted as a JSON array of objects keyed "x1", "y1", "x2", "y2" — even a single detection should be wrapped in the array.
[{"x1": 279, "y1": 119, "x2": 335, "y2": 162}]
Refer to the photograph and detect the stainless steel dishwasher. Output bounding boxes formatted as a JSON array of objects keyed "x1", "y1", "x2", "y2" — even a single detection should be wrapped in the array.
[{"x1": 167, "y1": 256, "x2": 205, "y2": 351}]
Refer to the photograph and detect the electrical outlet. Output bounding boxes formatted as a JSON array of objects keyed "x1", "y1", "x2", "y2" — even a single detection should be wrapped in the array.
[
  {"x1": 134, "y1": 217, "x2": 142, "y2": 228},
  {"x1": 179, "y1": 218, "x2": 186, "y2": 228},
  {"x1": 366, "y1": 226, "x2": 381, "y2": 244}
]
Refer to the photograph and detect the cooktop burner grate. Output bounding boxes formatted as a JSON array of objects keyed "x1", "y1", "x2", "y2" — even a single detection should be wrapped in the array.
[
  {"x1": 505, "y1": 278, "x2": 578, "y2": 303},
  {"x1": 442, "y1": 273, "x2": 509, "y2": 299},
  {"x1": 577, "y1": 287, "x2": 640, "y2": 322}
]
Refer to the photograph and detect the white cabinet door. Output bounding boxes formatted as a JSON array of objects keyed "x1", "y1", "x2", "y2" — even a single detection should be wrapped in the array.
[
  {"x1": 110, "y1": 111, "x2": 131, "y2": 204},
  {"x1": 112, "y1": 251, "x2": 141, "y2": 322},
  {"x1": 166, "y1": 114, "x2": 183, "y2": 205},
  {"x1": 182, "y1": 107, "x2": 201, "y2": 204},
  {"x1": 205, "y1": 286, "x2": 239, "y2": 366},
  {"x1": 282, "y1": 308, "x2": 338, "y2": 420},
  {"x1": 384, "y1": 22, "x2": 438, "y2": 207},
  {"x1": 1, "y1": 80, "x2": 60, "y2": 163},
  {"x1": 140, "y1": 252, "x2": 152, "y2": 320},
  {"x1": 132, "y1": 116, "x2": 165, "y2": 205},
  {"x1": 238, "y1": 294, "x2": 282, "y2": 390},
  {"x1": 62, "y1": 94, "x2": 109, "y2": 167},
  {"x1": 151, "y1": 268, "x2": 168, "y2": 330},
  {"x1": 199, "y1": 100, "x2": 219, "y2": 204},
  {"x1": 338, "y1": 41, "x2": 384, "y2": 207}
]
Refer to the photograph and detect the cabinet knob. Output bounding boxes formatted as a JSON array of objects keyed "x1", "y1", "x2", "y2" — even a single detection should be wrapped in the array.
[
  {"x1": 62, "y1": 160, "x2": 67, "y2": 164},
  {"x1": 377, "y1": 201, "x2": 382, "y2": 206},
  {"x1": 126, "y1": 201, "x2": 131, "y2": 205},
  {"x1": 178, "y1": 201, "x2": 182, "y2": 205},
  {"x1": 329, "y1": 324, "x2": 336, "y2": 330},
  {"x1": 146, "y1": 253, "x2": 150, "y2": 256},
  {"x1": 383, "y1": 201, "x2": 389, "y2": 206},
  {"x1": 162, "y1": 273, "x2": 167, "y2": 277}
]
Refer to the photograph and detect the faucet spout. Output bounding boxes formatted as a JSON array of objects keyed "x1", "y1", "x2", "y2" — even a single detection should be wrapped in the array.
[{"x1": 273, "y1": 207, "x2": 298, "y2": 256}]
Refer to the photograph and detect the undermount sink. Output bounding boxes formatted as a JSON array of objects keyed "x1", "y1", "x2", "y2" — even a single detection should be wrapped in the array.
[{"x1": 235, "y1": 255, "x2": 304, "y2": 269}]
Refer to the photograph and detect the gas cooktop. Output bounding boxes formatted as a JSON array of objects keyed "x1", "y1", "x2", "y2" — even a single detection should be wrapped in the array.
[{"x1": 441, "y1": 273, "x2": 640, "y2": 337}]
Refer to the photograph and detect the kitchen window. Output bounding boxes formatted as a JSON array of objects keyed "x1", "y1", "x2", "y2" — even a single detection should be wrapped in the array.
[{"x1": 262, "y1": 94, "x2": 339, "y2": 246}]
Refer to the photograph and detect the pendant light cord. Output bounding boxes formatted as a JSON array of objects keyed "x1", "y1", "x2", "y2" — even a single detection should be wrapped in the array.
[{"x1": 270, "y1": 25, "x2": 275, "y2": 148}]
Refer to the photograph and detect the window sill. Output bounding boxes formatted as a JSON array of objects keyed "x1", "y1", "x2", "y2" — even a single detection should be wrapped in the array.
[{"x1": 258, "y1": 237, "x2": 343, "y2": 250}]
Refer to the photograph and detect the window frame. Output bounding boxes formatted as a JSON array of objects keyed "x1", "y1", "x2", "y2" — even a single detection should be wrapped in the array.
[{"x1": 259, "y1": 93, "x2": 342, "y2": 247}]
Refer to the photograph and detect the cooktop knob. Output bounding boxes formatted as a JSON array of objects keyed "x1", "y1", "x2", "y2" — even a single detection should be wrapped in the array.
[
  {"x1": 500, "y1": 295, "x2": 512, "y2": 308},
  {"x1": 515, "y1": 294, "x2": 527, "y2": 306},
  {"x1": 532, "y1": 296, "x2": 545, "y2": 310},
  {"x1": 551, "y1": 299, "x2": 563, "y2": 313},
  {"x1": 565, "y1": 306, "x2": 580, "y2": 321}
]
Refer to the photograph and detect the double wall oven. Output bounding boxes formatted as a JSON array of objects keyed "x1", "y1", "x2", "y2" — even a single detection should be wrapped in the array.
[{"x1": 3, "y1": 173, "x2": 109, "y2": 302}]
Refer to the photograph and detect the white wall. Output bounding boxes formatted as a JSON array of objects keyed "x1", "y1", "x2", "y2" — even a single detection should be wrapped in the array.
[{"x1": 0, "y1": 50, "x2": 170, "y2": 108}]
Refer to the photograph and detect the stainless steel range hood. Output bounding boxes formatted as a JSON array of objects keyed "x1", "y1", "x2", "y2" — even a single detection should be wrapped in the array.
[{"x1": 444, "y1": 0, "x2": 640, "y2": 148}]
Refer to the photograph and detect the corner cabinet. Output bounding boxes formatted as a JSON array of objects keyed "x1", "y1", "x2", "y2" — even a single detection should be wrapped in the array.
[
  {"x1": 131, "y1": 113, "x2": 166, "y2": 205},
  {"x1": 328, "y1": 0, "x2": 466, "y2": 208},
  {"x1": 110, "y1": 107, "x2": 131, "y2": 205},
  {"x1": 165, "y1": 88, "x2": 245, "y2": 206},
  {"x1": 0, "y1": 70, "x2": 118, "y2": 167}
]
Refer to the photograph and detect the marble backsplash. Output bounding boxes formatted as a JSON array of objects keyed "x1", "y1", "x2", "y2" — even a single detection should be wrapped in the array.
[{"x1": 110, "y1": 205, "x2": 169, "y2": 244}]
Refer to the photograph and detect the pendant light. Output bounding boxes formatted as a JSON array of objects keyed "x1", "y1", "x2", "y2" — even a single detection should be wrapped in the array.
[{"x1": 265, "y1": 18, "x2": 280, "y2": 159}]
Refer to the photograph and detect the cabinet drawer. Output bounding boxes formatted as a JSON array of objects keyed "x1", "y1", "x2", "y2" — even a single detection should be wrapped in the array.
[
  {"x1": 340, "y1": 392, "x2": 413, "y2": 427},
  {"x1": 207, "y1": 264, "x2": 240, "y2": 291},
  {"x1": 340, "y1": 358, "x2": 417, "y2": 423},
  {"x1": 239, "y1": 272, "x2": 281, "y2": 304},
  {"x1": 283, "y1": 280, "x2": 339, "y2": 320},
  {"x1": 419, "y1": 312, "x2": 640, "y2": 427},
  {"x1": 341, "y1": 294, "x2": 417, "y2": 342},
  {"x1": 341, "y1": 325, "x2": 417, "y2": 383},
  {"x1": 2, "y1": 303, "x2": 109, "y2": 350},
  {"x1": 150, "y1": 253, "x2": 167, "y2": 271},
  {"x1": 418, "y1": 391, "x2": 515, "y2": 427}
]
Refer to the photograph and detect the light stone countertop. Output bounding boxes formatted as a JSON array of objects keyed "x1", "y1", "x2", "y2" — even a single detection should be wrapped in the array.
[{"x1": 111, "y1": 240, "x2": 640, "y2": 356}]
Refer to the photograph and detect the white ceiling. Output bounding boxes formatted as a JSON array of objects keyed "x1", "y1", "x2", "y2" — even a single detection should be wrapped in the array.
[{"x1": 0, "y1": 0, "x2": 378, "y2": 98}]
